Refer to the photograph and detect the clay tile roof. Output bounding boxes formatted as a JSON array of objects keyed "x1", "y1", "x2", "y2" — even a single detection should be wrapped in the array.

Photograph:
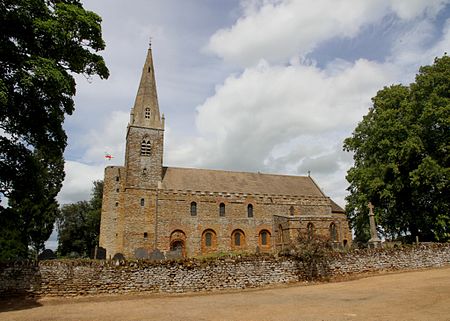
[
  {"x1": 330, "y1": 199, "x2": 345, "y2": 213},
  {"x1": 161, "y1": 167, "x2": 326, "y2": 197}
]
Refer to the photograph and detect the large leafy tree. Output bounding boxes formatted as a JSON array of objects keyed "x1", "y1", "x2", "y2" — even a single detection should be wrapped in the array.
[
  {"x1": 344, "y1": 55, "x2": 450, "y2": 243},
  {"x1": 56, "y1": 180, "x2": 103, "y2": 257},
  {"x1": 0, "y1": 0, "x2": 109, "y2": 260}
]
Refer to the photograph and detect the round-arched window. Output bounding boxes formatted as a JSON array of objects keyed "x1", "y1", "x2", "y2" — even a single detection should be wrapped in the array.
[
  {"x1": 247, "y1": 204, "x2": 253, "y2": 218},
  {"x1": 231, "y1": 229, "x2": 246, "y2": 249},
  {"x1": 259, "y1": 230, "x2": 271, "y2": 247},
  {"x1": 190, "y1": 202, "x2": 197, "y2": 216},
  {"x1": 219, "y1": 203, "x2": 225, "y2": 216}
]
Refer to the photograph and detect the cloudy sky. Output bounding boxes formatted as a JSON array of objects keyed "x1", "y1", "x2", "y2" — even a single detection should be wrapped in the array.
[{"x1": 54, "y1": 0, "x2": 450, "y2": 246}]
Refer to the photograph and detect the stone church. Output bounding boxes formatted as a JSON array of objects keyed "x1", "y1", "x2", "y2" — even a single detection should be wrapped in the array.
[{"x1": 99, "y1": 47, "x2": 352, "y2": 259}]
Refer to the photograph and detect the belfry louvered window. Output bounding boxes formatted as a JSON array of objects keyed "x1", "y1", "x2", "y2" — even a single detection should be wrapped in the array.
[
  {"x1": 141, "y1": 140, "x2": 151, "y2": 156},
  {"x1": 145, "y1": 107, "x2": 151, "y2": 119}
]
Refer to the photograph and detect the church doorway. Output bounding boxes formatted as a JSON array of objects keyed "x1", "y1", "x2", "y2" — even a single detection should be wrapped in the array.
[
  {"x1": 170, "y1": 240, "x2": 184, "y2": 252},
  {"x1": 170, "y1": 230, "x2": 186, "y2": 257}
]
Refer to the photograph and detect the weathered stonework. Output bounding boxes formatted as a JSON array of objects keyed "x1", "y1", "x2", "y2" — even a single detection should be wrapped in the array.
[
  {"x1": 1, "y1": 244, "x2": 449, "y2": 297},
  {"x1": 99, "y1": 46, "x2": 352, "y2": 259}
]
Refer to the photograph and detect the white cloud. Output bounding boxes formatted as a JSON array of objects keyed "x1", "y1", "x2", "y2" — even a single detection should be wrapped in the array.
[
  {"x1": 81, "y1": 111, "x2": 128, "y2": 164},
  {"x1": 58, "y1": 110, "x2": 129, "y2": 205},
  {"x1": 58, "y1": 161, "x2": 104, "y2": 204},
  {"x1": 389, "y1": 17, "x2": 450, "y2": 76},
  {"x1": 166, "y1": 59, "x2": 397, "y2": 174},
  {"x1": 206, "y1": 0, "x2": 449, "y2": 66},
  {"x1": 390, "y1": 0, "x2": 448, "y2": 19}
]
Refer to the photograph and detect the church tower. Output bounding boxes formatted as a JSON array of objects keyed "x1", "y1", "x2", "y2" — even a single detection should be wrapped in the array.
[
  {"x1": 100, "y1": 46, "x2": 165, "y2": 259},
  {"x1": 124, "y1": 45, "x2": 164, "y2": 189}
]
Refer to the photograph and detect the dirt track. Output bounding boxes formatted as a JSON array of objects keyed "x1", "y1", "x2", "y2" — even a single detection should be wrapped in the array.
[{"x1": 1, "y1": 267, "x2": 450, "y2": 321}]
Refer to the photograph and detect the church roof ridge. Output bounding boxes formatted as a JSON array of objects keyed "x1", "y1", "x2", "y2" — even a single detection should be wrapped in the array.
[
  {"x1": 163, "y1": 165, "x2": 311, "y2": 179},
  {"x1": 161, "y1": 166, "x2": 327, "y2": 198}
]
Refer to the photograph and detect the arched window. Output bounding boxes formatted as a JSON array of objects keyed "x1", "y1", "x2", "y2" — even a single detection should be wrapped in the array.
[
  {"x1": 140, "y1": 198, "x2": 144, "y2": 206},
  {"x1": 219, "y1": 203, "x2": 225, "y2": 216},
  {"x1": 259, "y1": 230, "x2": 271, "y2": 248},
  {"x1": 205, "y1": 232, "x2": 212, "y2": 246},
  {"x1": 247, "y1": 204, "x2": 253, "y2": 218},
  {"x1": 307, "y1": 223, "x2": 314, "y2": 240},
  {"x1": 235, "y1": 232, "x2": 241, "y2": 246},
  {"x1": 231, "y1": 229, "x2": 246, "y2": 249},
  {"x1": 201, "y1": 229, "x2": 217, "y2": 254},
  {"x1": 190, "y1": 202, "x2": 197, "y2": 216},
  {"x1": 289, "y1": 206, "x2": 295, "y2": 216},
  {"x1": 141, "y1": 139, "x2": 151, "y2": 156},
  {"x1": 145, "y1": 107, "x2": 151, "y2": 119},
  {"x1": 330, "y1": 223, "x2": 337, "y2": 241}
]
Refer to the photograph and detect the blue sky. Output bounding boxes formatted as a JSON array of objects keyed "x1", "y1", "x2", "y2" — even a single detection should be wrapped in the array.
[{"x1": 48, "y1": 0, "x2": 450, "y2": 249}]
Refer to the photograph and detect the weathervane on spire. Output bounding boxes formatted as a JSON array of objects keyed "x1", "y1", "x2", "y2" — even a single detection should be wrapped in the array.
[{"x1": 149, "y1": 36, "x2": 152, "y2": 48}]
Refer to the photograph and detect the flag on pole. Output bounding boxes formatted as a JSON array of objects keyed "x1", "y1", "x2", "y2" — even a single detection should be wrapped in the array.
[{"x1": 105, "y1": 153, "x2": 113, "y2": 160}]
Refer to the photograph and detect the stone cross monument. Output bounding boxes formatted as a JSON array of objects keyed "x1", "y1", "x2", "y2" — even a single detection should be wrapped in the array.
[{"x1": 368, "y1": 202, "x2": 382, "y2": 248}]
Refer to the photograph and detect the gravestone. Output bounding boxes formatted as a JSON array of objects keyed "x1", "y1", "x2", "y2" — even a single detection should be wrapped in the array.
[
  {"x1": 94, "y1": 247, "x2": 106, "y2": 259},
  {"x1": 166, "y1": 249, "x2": 183, "y2": 260},
  {"x1": 90, "y1": 246, "x2": 106, "y2": 259},
  {"x1": 148, "y1": 249, "x2": 165, "y2": 261},
  {"x1": 134, "y1": 247, "x2": 149, "y2": 259},
  {"x1": 68, "y1": 251, "x2": 80, "y2": 258},
  {"x1": 112, "y1": 253, "x2": 125, "y2": 261},
  {"x1": 38, "y1": 249, "x2": 56, "y2": 260}
]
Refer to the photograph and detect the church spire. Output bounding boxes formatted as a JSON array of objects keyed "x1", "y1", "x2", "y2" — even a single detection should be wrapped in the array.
[{"x1": 130, "y1": 45, "x2": 164, "y2": 129}]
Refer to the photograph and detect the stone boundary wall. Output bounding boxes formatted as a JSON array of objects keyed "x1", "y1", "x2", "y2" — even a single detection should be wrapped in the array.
[
  {"x1": 329, "y1": 244, "x2": 450, "y2": 275},
  {"x1": 1, "y1": 244, "x2": 449, "y2": 297}
]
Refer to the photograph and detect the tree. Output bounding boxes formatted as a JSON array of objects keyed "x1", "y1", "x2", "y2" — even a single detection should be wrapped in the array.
[
  {"x1": 0, "y1": 0, "x2": 108, "y2": 259},
  {"x1": 344, "y1": 55, "x2": 450, "y2": 243},
  {"x1": 57, "y1": 180, "x2": 103, "y2": 257},
  {"x1": 289, "y1": 232, "x2": 332, "y2": 281}
]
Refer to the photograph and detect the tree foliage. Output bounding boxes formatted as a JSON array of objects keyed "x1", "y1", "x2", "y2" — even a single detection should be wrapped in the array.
[
  {"x1": 287, "y1": 232, "x2": 332, "y2": 281},
  {"x1": 57, "y1": 180, "x2": 103, "y2": 258},
  {"x1": 344, "y1": 55, "x2": 450, "y2": 243},
  {"x1": 0, "y1": 0, "x2": 108, "y2": 260}
]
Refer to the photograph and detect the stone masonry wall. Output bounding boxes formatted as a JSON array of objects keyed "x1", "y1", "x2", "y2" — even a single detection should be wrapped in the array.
[{"x1": 1, "y1": 244, "x2": 449, "y2": 298}]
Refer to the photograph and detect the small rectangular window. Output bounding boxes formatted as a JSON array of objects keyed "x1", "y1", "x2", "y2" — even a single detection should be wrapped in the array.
[
  {"x1": 190, "y1": 202, "x2": 197, "y2": 216},
  {"x1": 140, "y1": 198, "x2": 144, "y2": 206}
]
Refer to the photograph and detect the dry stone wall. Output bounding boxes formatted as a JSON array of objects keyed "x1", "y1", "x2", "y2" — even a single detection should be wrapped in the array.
[
  {"x1": 329, "y1": 244, "x2": 450, "y2": 275},
  {"x1": 1, "y1": 244, "x2": 449, "y2": 297}
]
